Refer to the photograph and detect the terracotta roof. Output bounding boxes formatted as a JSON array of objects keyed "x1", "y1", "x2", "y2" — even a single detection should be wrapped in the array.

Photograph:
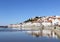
[
  {"x1": 57, "y1": 18, "x2": 60, "y2": 20},
  {"x1": 47, "y1": 20, "x2": 52, "y2": 23}
]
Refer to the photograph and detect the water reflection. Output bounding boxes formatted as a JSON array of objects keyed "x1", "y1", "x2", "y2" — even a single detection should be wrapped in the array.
[
  {"x1": 26, "y1": 30, "x2": 58, "y2": 38},
  {"x1": 0, "y1": 28, "x2": 58, "y2": 38},
  {"x1": 0, "y1": 28, "x2": 60, "y2": 42}
]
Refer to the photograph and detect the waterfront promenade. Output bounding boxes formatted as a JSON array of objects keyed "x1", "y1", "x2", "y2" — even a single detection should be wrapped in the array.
[{"x1": 52, "y1": 29, "x2": 60, "y2": 38}]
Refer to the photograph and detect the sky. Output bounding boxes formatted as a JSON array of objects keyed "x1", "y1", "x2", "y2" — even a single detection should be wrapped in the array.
[{"x1": 0, "y1": 0, "x2": 60, "y2": 25}]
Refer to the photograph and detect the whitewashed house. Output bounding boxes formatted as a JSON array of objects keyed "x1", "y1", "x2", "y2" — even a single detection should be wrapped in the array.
[
  {"x1": 22, "y1": 22, "x2": 32, "y2": 27},
  {"x1": 52, "y1": 18, "x2": 59, "y2": 26},
  {"x1": 32, "y1": 23, "x2": 40, "y2": 27},
  {"x1": 8, "y1": 24, "x2": 20, "y2": 28}
]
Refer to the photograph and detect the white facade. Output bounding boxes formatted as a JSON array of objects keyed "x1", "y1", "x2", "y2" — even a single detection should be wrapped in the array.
[
  {"x1": 22, "y1": 22, "x2": 40, "y2": 27},
  {"x1": 22, "y1": 22, "x2": 32, "y2": 27},
  {"x1": 32, "y1": 23, "x2": 40, "y2": 26},
  {"x1": 52, "y1": 19, "x2": 59, "y2": 25},
  {"x1": 8, "y1": 24, "x2": 20, "y2": 28},
  {"x1": 42, "y1": 22, "x2": 52, "y2": 26}
]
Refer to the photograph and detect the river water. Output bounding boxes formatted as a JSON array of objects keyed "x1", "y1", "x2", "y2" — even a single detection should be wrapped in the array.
[{"x1": 0, "y1": 28, "x2": 60, "y2": 42}]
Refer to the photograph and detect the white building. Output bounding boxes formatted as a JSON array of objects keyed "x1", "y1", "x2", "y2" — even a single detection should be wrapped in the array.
[
  {"x1": 42, "y1": 22, "x2": 52, "y2": 26},
  {"x1": 8, "y1": 24, "x2": 20, "y2": 28},
  {"x1": 52, "y1": 18, "x2": 60, "y2": 26}
]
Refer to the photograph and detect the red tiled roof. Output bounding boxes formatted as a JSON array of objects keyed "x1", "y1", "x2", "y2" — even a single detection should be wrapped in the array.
[{"x1": 47, "y1": 20, "x2": 52, "y2": 23}]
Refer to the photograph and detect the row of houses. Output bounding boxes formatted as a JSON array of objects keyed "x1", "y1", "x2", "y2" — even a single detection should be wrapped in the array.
[
  {"x1": 8, "y1": 24, "x2": 21, "y2": 28},
  {"x1": 8, "y1": 16, "x2": 60, "y2": 28},
  {"x1": 22, "y1": 16, "x2": 60, "y2": 27}
]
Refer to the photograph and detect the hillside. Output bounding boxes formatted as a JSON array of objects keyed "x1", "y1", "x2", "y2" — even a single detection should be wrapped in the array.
[{"x1": 8, "y1": 16, "x2": 60, "y2": 28}]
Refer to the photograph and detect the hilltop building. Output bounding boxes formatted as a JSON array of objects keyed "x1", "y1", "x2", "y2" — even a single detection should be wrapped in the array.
[{"x1": 8, "y1": 16, "x2": 60, "y2": 28}]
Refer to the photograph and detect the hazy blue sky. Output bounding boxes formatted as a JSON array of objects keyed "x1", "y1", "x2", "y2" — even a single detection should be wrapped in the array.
[{"x1": 0, "y1": 0, "x2": 60, "y2": 25}]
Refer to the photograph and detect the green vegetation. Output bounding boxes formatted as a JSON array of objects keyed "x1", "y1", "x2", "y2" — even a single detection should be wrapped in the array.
[{"x1": 24, "y1": 16, "x2": 41, "y2": 23}]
